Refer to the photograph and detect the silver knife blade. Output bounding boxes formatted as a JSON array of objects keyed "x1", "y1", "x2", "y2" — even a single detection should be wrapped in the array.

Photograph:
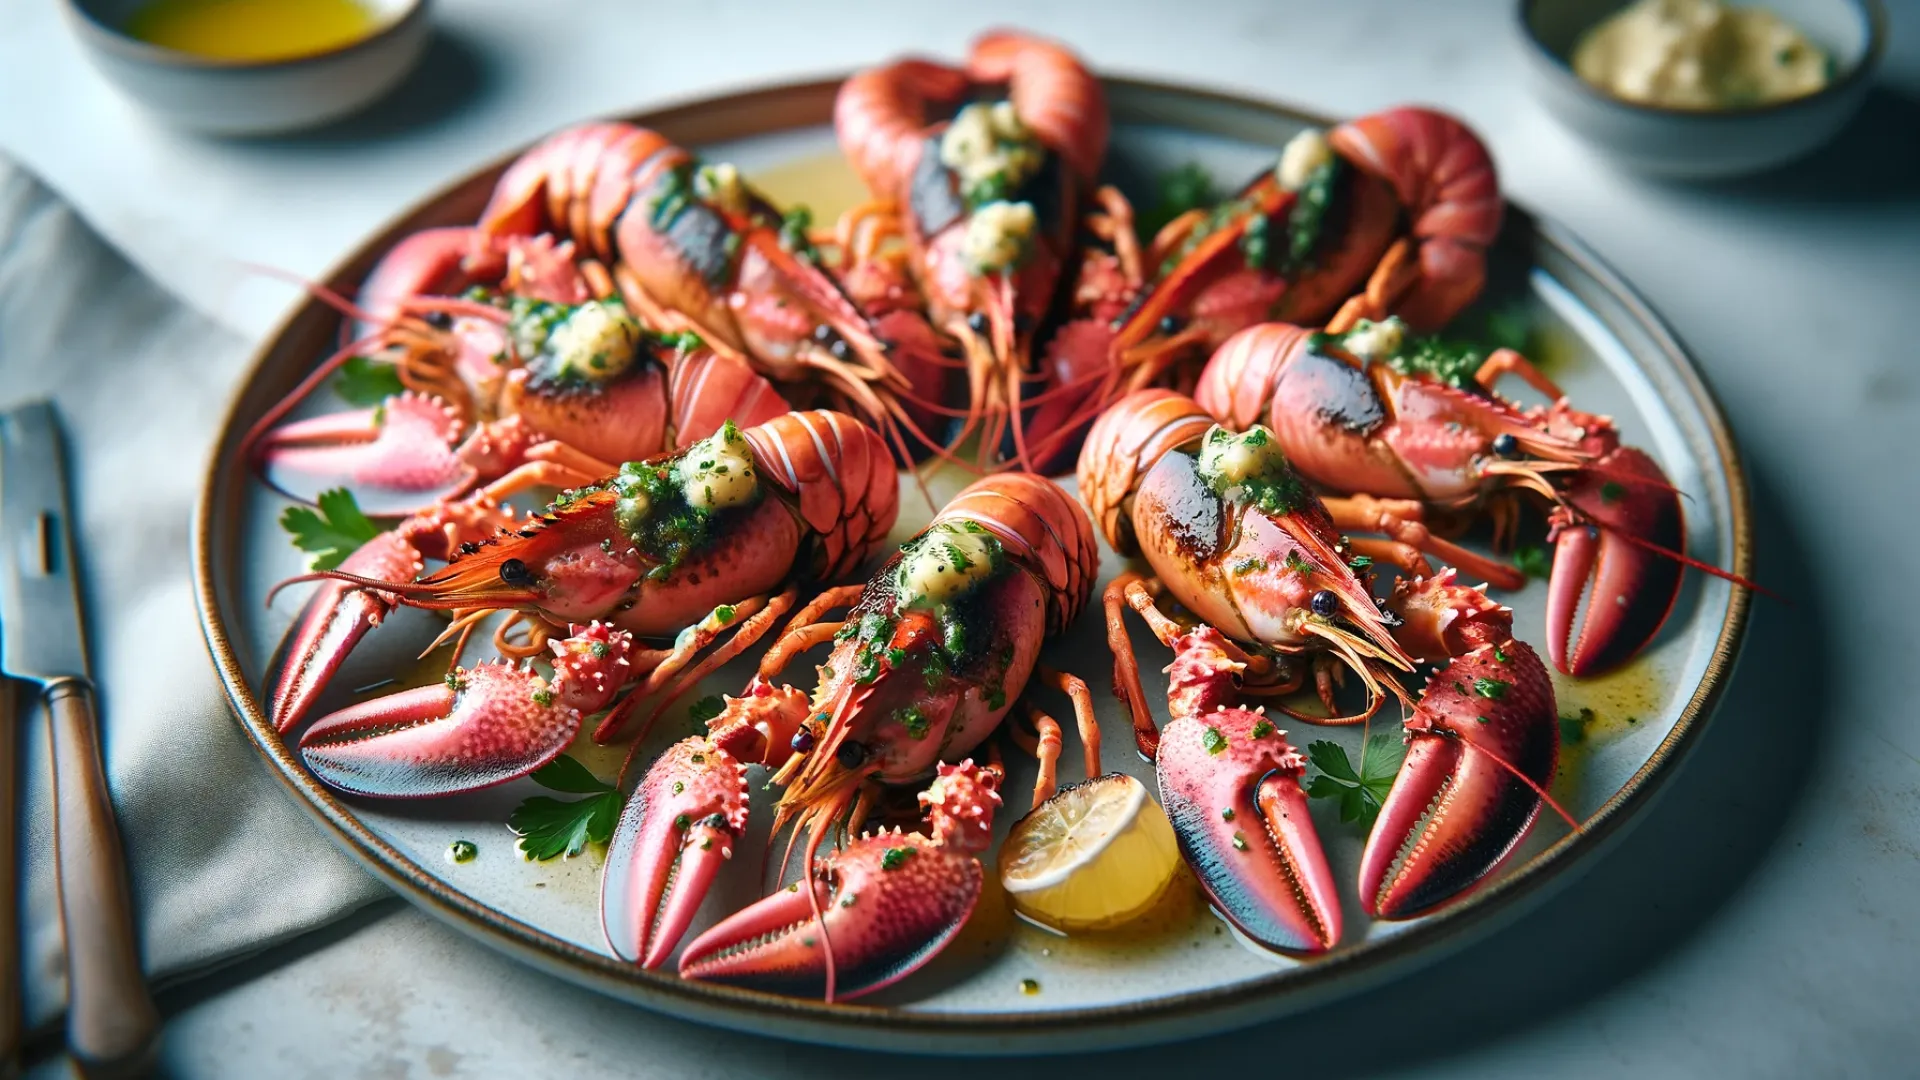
[{"x1": 0, "y1": 401, "x2": 91, "y2": 685}]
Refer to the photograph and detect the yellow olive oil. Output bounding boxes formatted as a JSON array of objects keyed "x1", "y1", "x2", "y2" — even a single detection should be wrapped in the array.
[{"x1": 125, "y1": 0, "x2": 381, "y2": 63}]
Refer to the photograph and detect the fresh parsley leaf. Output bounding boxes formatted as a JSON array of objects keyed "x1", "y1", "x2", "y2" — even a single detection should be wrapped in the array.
[
  {"x1": 1304, "y1": 734, "x2": 1406, "y2": 828},
  {"x1": 1138, "y1": 162, "x2": 1218, "y2": 241},
  {"x1": 1513, "y1": 544, "x2": 1553, "y2": 580},
  {"x1": 332, "y1": 355, "x2": 405, "y2": 406},
  {"x1": 1482, "y1": 305, "x2": 1534, "y2": 355},
  {"x1": 279, "y1": 488, "x2": 379, "y2": 571},
  {"x1": 688, "y1": 695, "x2": 726, "y2": 725},
  {"x1": 507, "y1": 791, "x2": 621, "y2": 861},
  {"x1": 529, "y1": 754, "x2": 615, "y2": 795}
]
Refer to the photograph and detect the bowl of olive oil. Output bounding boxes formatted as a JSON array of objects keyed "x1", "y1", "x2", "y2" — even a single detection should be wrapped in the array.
[{"x1": 66, "y1": 0, "x2": 431, "y2": 135}]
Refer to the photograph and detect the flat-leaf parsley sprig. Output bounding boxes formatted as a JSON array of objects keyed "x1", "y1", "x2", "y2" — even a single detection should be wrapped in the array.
[
  {"x1": 1303, "y1": 733, "x2": 1406, "y2": 829},
  {"x1": 508, "y1": 755, "x2": 624, "y2": 861}
]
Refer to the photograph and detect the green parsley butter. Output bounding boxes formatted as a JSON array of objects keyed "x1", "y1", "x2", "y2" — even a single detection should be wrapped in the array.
[
  {"x1": 1339, "y1": 316, "x2": 1409, "y2": 362},
  {"x1": 1275, "y1": 128, "x2": 1334, "y2": 194},
  {"x1": 897, "y1": 522, "x2": 1000, "y2": 605},
  {"x1": 940, "y1": 102, "x2": 1044, "y2": 201},
  {"x1": 675, "y1": 422, "x2": 758, "y2": 512},
  {"x1": 545, "y1": 299, "x2": 642, "y2": 383},
  {"x1": 964, "y1": 200, "x2": 1038, "y2": 275}
]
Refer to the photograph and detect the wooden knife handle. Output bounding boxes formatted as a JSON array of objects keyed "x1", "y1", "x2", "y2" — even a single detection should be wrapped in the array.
[
  {"x1": 44, "y1": 679, "x2": 158, "y2": 1078},
  {"x1": 0, "y1": 681, "x2": 20, "y2": 1080}
]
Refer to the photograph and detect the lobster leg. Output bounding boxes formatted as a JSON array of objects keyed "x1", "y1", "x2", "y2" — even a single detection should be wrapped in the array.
[
  {"x1": 1323, "y1": 494, "x2": 1526, "y2": 590},
  {"x1": 632, "y1": 589, "x2": 801, "y2": 739},
  {"x1": 1103, "y1": 571, "x2": 1184, "y2": 758},
  {"x1": 592, "y1": 593, "x2": 778, "y2": 743}
]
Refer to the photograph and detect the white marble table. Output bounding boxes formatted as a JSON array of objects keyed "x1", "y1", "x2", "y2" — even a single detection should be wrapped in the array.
[{"x1": 7, "y1": 0, "x2": 1920, "y2": 1075}]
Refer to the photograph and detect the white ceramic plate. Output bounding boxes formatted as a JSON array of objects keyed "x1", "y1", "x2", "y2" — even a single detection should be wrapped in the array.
[{"x1": 194, "y1": 77, "x2": 1750, "y2": 1054}]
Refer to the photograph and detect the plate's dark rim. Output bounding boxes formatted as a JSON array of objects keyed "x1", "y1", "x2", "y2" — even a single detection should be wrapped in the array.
[{"x1": 191, "y1": 74, "x2": 1752, "y2": 1052}]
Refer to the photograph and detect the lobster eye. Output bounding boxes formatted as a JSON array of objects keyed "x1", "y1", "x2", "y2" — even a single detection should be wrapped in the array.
[
  {"x1": 790, "y1": 728, "x2": 816, "y2": 754},
  {"x1": 1158, "y1": 314, "x2": 1183, "y2": 335},
  {"x1": 1491, "y1": 433, "x2": 1520, "y2": 459},
  {"x1": 836, "y1": 740, "x2": 868, "y2": 769},
  {"x1": 499, "y1": 558, "x2": 535, "y2": 587},
  {"x1": 1310, "y1": 589, "x2": 1339, "y2": 617},
  {"x1": 967, "y1": 312, "x2": 989, "y2": 334}
]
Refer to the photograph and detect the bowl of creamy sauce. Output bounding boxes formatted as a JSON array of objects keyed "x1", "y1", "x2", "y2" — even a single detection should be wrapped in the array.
[
  {"x1": 65, "y1": 0, "x2": 431, "y2": 135},
  {"x1": 1518, "y1": 0, "x2": 1884, "y2": 177}
]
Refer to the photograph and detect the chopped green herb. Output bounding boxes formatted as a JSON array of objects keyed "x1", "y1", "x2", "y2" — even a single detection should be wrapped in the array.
[
  {"x1": 332, "y1": 355, "x2": 406, "y2": 406},
  {"x1": 531, "y1": 688, "x2": 554, "y2": 708},
  {"x1": 1231, "y1": 831, "x2": 1249, "y2": 852},
  {"x1": 1251, "y1": 719, "x2": 1275, "y2": 739},
  {"x1": 1304, "y1": 734, "x2": 1406, "y2": 829},
  {"x1": 714, "y1": 604, "x2": 736, "y2": 624},
  {"x1": 880, "y1": 846, "x2": 915, "y2": 871},
  {"x1": 688, "y1": 695, "x2": 726, "y2": 725},
  {"x1": 280, "y1": 488, "x2": 380, "y2": 571},
  {"x1": 1284, "y1": 549, "x2": 1313, "y2": 576},
  {"x1": 985, "y1": 687, "x2": 1006, "y2": 710},
  {"x1": 1137, "y1": 162, "x2": 1218, "y2": 240},
  {"x1": 1514, "y1": 544, "x2": 1553, "y2": 580},
  {"x1": 1560, "y1": 707, "x2": 1594, "y2": 746},
  {"x1": 1202, "y1": 727, "x2": 1228, "y2": 755},
  {"x1": 1600, "y1": 481, "x2": 1625, "y2": 505},
  {"x1": 1231, "y1": 556, "x2": 1265, "y2": 576},
  {"x1": 1348, "y1": 555, "x2": 1374, "y2": 572},
  {"x1": 448, "y1": 840, "x2": 478, "y2": 863},
  {"x1": 1280, "y1": 158, "x2": 1341, "y2": 272},
  {"x1": 1221, "y1": 807, "x2": 1235, "y2": 822},
  {"x1": 1473, "y1": 677, "x2": 1510, "y2": 700},
  {"x1": 1493, "y1": 646, "x2": 1509, "y2": 663},
  {"x1": 897, "y1": 706, "x2": 930, "y2": 740}
]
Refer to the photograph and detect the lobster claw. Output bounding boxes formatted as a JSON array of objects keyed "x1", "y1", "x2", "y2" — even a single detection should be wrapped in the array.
[
  {"x1": 1359, "y1": 640, "x2": 1558, "y2": 919},
  {"x1": 677, "y1": 830, "x2": 982, "y2": 1000},
  {"x1": 600, "y1": 739, "x2": 750, "y2": 969},
  {"x1": 1156, "y1": 707, "x2": 1342, "y2": 955},
  {"x1": 259, "y1": 392, "x2": 475, "y2": 516},
  {"x1": 298, "y1": 661, "x2": 579, "y2": 798},
  {"x1": 270, "y1": 530, "x2": 423, "y2": 734},
  {"x1": 1546, "y1": 446, "x2": 1685, "y2": 676},
  {"x1": 356, "y1": 225, "x2": 497, "y2": 332}
]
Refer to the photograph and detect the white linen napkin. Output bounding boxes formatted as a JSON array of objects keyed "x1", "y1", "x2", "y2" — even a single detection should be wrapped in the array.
[{"x1": 0, "y1": 157, "x2": 390, "y2": 1034}]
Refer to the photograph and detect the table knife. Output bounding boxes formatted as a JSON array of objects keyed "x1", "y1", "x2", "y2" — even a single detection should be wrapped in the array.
[
  {"x1": 1, "y1": 678, "x2": 19, "y2": 1080},
  {"x1": 0, "y1": 403, "x2": 158, "y2": 1077}
]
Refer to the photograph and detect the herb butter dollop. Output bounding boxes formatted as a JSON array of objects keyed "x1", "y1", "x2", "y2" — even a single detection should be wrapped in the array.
[
  {"x1": 544, "y1": 299, "x2": 642, "y2": 383},
  {"x1": 941, "y1": 102, "x2": 1044, "y2": 204},
  {"x1": 1275, "y1": 128, "x2": 1334, "y2": 194},
  {"x1": 963, "y1": 200, "x2": 1038, "y2": 275},
  {"x1": 676, "y1": 421, "x2": 758, "y2": 512},
  {"x1": 1571, "y1": 0, "x2": 1833, "y2": 110},
  {"x1": 897, "y1": 522, "x2": 1003, "y2": 606}
]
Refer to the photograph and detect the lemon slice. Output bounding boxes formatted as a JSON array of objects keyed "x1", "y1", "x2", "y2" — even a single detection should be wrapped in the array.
[{"x1": 1000, "y1": 773, "x2": 1181, "y2": 932}]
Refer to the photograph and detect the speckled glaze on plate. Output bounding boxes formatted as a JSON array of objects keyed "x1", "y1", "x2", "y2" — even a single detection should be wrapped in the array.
[{"x1": 193, "y1": 77, "x2": 1750, "y2": 1055}]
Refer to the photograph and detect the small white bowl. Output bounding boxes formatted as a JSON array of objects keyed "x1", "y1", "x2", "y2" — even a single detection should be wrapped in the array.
[
  {"x1": 65, "y1": 0, "x2": 432, "y2": 136},
  {"x1": 1517, "y1": 0, "x2": 1886, "y2": 179}
]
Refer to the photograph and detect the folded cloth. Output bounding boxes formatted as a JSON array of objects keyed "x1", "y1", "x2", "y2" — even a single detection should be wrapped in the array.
[{"x1": 0, "y1": 157, "x2": 390, "y2": 1034}]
